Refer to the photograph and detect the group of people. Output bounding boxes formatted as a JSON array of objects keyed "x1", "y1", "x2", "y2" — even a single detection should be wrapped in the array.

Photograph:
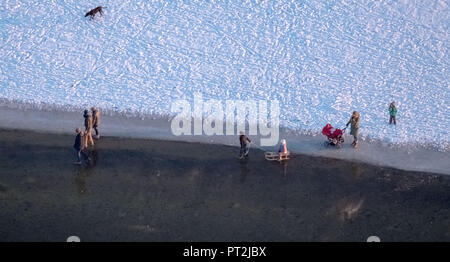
[
  {"x1": 239, "y1": 101, "x2": 398, "y2": 157},
  {"x1": 72, "y1": 102, "x2": 398, "y2": 163},
  {"x1": 73, "y1": 107, "x2": 101, "y2": 164}
]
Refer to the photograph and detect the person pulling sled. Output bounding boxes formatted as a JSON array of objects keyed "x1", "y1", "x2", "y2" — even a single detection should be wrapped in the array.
[{"x1": 238, "y1": 131, "x2": 251, "y2": 159}]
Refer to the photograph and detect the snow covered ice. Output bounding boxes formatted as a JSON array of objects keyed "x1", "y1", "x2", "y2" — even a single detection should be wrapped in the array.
[{"x1": 0, "y1": 0, "x2": 449, "y2": 150}]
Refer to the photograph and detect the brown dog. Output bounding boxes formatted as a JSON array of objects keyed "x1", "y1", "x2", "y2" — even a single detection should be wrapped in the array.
[{"x1": 85, "y1": 6, "x2": 105, "y2": 20}]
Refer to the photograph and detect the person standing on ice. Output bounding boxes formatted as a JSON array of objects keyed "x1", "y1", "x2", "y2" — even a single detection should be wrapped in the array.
[
  {"x1": 389, "y1": 101, "x2": 397, "y2": 125},
  {"x1": 73, "y1": 128, "x2": 88, "y2": 164},
  {"x1": 83, "y1": 109, "x2": 95, "y2": 147},
  {"x1": 91, "y1": 107, "x2": 101, "y2": 139},
  {"x1": 346, "y1": 111, "x2": 360, "y2": 148},
  {"x1": 239, "y1": 131, "x2": 252, "y2": 159}
]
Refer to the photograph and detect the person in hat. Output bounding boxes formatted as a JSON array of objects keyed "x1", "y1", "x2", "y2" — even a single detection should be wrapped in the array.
[
  {"x1": 83, "y1": 109, "x2": 94, "y2": 147},
  {"x1": 346, "y1": 111, "x2": 360, "y2": 148},
  {"x1": 389, "y1": 101, "x2": 397, "y2": 125},
  {"x1": 239, "y1": 131, "x2": 251, "y2": 159}
]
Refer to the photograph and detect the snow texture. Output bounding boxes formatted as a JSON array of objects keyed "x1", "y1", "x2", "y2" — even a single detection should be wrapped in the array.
[{"x1": 0, "y1": 0, "x2": 449, "y2": 150}]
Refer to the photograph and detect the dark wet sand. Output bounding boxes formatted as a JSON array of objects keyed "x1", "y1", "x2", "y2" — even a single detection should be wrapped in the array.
[{"x1": 0, "y1": 129, "x2": 449, "y2": 242}]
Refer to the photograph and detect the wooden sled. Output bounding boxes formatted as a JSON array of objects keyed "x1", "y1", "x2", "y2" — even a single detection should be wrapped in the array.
[{"x1": 265, "y1": 152, "x2": 290, "y2": 161}]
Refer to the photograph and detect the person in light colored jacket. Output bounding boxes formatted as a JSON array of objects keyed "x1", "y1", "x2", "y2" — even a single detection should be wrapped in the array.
[
  {"x1": 91, "y1": 107, "x2": 101, "y2": 139},
  {"x1": 346, "y1": 111, "x2": 360, "y2": 148},
  {"x1": 83, "y1": 109, "x2": 94, "y2": 147}
]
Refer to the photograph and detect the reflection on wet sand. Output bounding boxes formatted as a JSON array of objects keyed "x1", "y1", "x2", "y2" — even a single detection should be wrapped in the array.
[
  {"x1": 334, "y1": 197, "x2": 366, "y2": 222},
  {"x1": 239, "y1": 160, "x2": 250, "y2": 183},
  {"x1": 74, "y1": 148, "x2": 99, "y2": 195},
  {"x1": 351, "y1": 163, "x2": 362, "y2": 178},
  {"x1": 280, "y1": 161, "x2": 288, "y2": 178}
]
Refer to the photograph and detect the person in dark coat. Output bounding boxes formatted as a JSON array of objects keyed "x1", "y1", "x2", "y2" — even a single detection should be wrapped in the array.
[
  {"x1": 91, "y1": 107, "x2": 101, "y2": 139},
  {"x1": 239, "y1": 131, "x2": 251, "y2": 159},
  {"x1": 74, "y1": 128, "x2": 88, "y2": 164},
  {"x1": 83, "y1": 109, "x2": 94, "y2": 147}
]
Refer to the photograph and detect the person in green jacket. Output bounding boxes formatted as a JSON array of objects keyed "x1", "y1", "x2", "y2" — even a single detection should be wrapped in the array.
[{"x1": 389, "y1": 101, "x2": 397, "y2": 125}]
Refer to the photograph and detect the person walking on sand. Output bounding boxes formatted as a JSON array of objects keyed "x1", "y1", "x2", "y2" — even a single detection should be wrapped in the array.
[
  {"x1": 83, "y1": 109, "x2": 94, "y2": 147},
  {"x1": 239, "y1": 131, "x2": 251, "y2": 159},
  {"x1": 389, "y1": 101, "x2": 397, "y2": 125},
  {"x1": 346, "y1": 111, "x2": 360, "y2": 148},
  {"x1": 91, "y1": 107, "x2": 101, "y2": 139},
  {"x1": 74, "y1": 128, "x2": 88, "y2": 164}
]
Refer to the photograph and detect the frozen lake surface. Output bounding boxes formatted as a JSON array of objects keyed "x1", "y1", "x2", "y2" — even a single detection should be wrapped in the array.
[{"x1": 0, "y1": 0, "x2": 449, "y2": 150}]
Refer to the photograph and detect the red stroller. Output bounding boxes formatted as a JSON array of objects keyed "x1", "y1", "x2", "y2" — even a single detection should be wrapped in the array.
[{"x1": 322, "y1": 123, "x2": 346, "y2": 148}]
